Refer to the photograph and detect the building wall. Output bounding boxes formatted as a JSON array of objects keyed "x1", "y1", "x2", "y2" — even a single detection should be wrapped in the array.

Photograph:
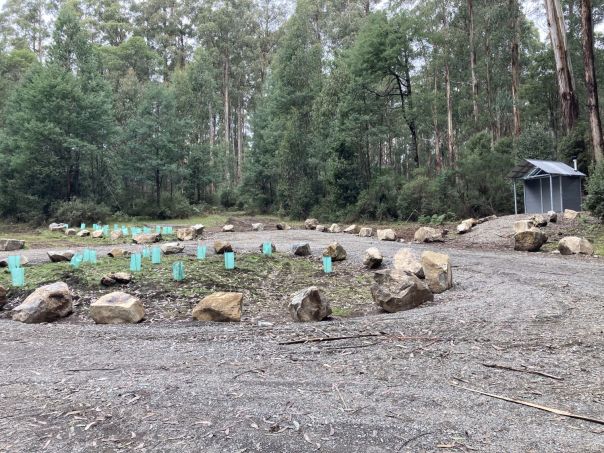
[
  {"x1": 524, "y1": 179, "x2": 542, "y2": 213},
  {"x1": 561, "y1": 176, "x2": 582, "y2": 211},
  {"x1": 524, "y1": 176, "x2": 581, "y2": 213}
]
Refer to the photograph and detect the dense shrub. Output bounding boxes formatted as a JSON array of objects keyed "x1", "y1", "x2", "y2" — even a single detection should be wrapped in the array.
[
  {"x1": 51, "y1": 199, "x2": 112, "y2": 225},
  {"x1": 585, "y1": 162, "x2": 604, "y2": 220},
  {"x1": 354, "y1": 174, "x2": 399, "y2": 220},
  {"x1": 515, "y1": 125, "x2": 554, "y2": 161}
]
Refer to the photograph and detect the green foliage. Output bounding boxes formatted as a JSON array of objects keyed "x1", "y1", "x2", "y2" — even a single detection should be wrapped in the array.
[
  {"x1": 515, "y1": 125, "x2": 555, "y2": 161},
  {"x1": 355, "y1": 174, "x2": 399, "y2": 221},
  {"x1": 51, "y1": 199, "x2": 111, "y2": 225},
  {"x1": 456, "y1": 132, "x2": 514, "y2": 216},
  {"x1": 558, "y1": 124, "x2": 589, "y2": 174},
  {"x1": 585, "y1": 162, "x2": 604, "y2": 220}
]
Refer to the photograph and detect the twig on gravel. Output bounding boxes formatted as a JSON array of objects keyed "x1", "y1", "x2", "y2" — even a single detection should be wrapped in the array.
[
  {"x1": 232, "y1": 368, "x2": 266, "y2": 380},
  {"x1": 481, "y1": 362, "x2": 563, "y2": 381},
  {"x1": 278, "y1": 333, "x2": 385, "y2": 345},
  {"x1": 453, "y1": 384, "x2": 604, "y2": 425},
  {"x1": 332, "y1": 384, "x2": 350, "y2": 411},
  {"x1": 396, "y1": 431, "x2": 434, "y2": 451}
]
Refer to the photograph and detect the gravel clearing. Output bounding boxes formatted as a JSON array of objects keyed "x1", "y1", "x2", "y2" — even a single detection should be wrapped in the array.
[{"x1": 1, "y1": 229, "x2": 603, "y2": 452}]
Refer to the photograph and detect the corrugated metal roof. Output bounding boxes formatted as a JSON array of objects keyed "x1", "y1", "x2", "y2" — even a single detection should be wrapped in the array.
[{"x1": 507, "y1": 159, "x2": 586, "y2": 179}]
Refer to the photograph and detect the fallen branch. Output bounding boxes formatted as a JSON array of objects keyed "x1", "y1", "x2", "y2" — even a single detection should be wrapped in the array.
[
  {"x1": 453, "y1": 384, "x2": 604, "y2": 425},
  {"x1": 481, "y1": 362, "x2": 563, "y2": 381},
  {"x1": 278, "y1": 333, "x2": 384, "y2": 345}
]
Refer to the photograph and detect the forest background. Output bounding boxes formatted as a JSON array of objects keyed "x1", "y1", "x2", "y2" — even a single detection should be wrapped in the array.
[{"x1": 2, "y1": 0, "x2": 604, "y2": 224}]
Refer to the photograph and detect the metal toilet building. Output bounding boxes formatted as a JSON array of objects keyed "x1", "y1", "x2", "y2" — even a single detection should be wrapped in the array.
[{"x1": 508, "y1": 159, "x2": 585, "y2": 214}]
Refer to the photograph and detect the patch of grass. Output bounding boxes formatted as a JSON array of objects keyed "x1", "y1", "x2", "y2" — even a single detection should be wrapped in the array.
[
  {"x1": 1, "y1": 252, "x2": 374, "y2": 322},
  {"x1": 331, "y1": 307, "x2": 353, "y2": 317}
]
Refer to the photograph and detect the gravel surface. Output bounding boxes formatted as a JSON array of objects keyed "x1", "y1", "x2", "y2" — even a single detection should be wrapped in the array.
[{"x1": 1, "y1": 230, "x2": 604, "y2": 452}]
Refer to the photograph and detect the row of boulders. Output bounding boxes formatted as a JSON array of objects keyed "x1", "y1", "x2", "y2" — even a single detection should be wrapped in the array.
[
  {"x1": 456, "y1": 215, "x2": 498, "y2": 235},
  {"x1": 304, "y1": 219, "x2": 397, "y2": 241},
  {"x1": 513, "y1": 213, "x2": 595, "y2": 255},
  {"x1": 5, "y1": 280, "x2": 330, "y2": 324},
  {"x1": 370, "y1": 248, "x2": 453, "y2": 313}
]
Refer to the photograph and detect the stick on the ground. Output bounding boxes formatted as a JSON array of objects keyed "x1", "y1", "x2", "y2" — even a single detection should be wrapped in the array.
[
  {"x1": 278, "y1": 333, "x2": 384, "y2": 345},
  {"x1": 453, "y1": 384, "x2": 604, "y2": 425},
  {"x1": 481, "y1": 362, "x2": 564, "y2": 381}
]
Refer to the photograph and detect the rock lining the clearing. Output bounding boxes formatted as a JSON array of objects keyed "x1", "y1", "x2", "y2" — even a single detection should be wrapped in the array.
[{"x1": 0, "y1": 228, "x2": 603, "y2": 452}]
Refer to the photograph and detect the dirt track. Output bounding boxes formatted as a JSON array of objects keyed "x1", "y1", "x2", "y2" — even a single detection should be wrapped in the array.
[{"x1": 1, "y1": 230, "x2": 603, "y2": 452}]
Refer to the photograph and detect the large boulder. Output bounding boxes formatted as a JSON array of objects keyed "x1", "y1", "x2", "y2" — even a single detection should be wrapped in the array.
[
  {"x1": 414, "y1": 227, "x2": 444, "y2": 243},
  {"x1": 0, "y1": 255, "x2": 29, "y2": 268},
  {"x1": 49, "y1": 223, "x2": 67, "y2": 232},
  {"x1": 222, "y1": 224, "x2": 235, "y2": 232},
  {"x1": 107, "y1": 248, "x2": 131, "y2": 258},
  {"x1": 421, "y1": 251, "x2": 453, "y2": 294},
  {"x1": 47, "y1": 250, "x2": 75, "y2": 262},
  {"x1": 0, "y1": 284, "x2": 7, "y2": 308},
  {"x1": 344, "y1": 225, "x2": 359, "y2": 234},
  {"x1": 90, "y1": 292, "x2": 144, "y2": 324},
  {"x1": 276, "y1": 223, "x2": 291, "y2": 231},
  {"x1": 0, "y1": 239, "x2": 25, "y2": 252},
  {"x1": 12, "y1": 282, "x2": 72, "y2": 323},
  {"x1": 251, "y1": 223, "x2": 264, "y2": 231},
  {"x1": 377, "y1": 229, "x2": 397, "y2": 241},
  {"x1": 456, "y1": 219, "x2": 474, "y2": 234},
  {"x1": 514, "y1": 220, "x2": 535, "y2": 234},
  {"x1": 315, "y1": 224, "x2": 327, "y2": 232},
  {"x1": 328, "y1": 223, "x2": 342, "y2": 233},
  {"x1": 323, "y1": 242, "x2": 347, "y2": 261},
  {"x1": 289, "y1": 286, "x2": 331, "y2": 322},
  {"x1": 161, "y1": 242, "x2": 184, "y2": 255},
  {"x1": 393, "y1": 248, "x2": 424, "y2": 278},
  {"x1": 514, "y1": 229, "x2": 547, "y2": 252},
  {"x1": 363, "y1": 248, "x2": 383, "y2": 269},
  {"x1": 110, "y1": 230, "x2": 124, "y2": 240},
  {"x1": 558, "y1": 237, "x2": 594, "y2": 256},
  {"x1": 76, "y1": 230, "x2": 90, "y2": 237},
  {"x1": 65, "y1": 228, "x2": 77, "y2": 236},
  {"x1": 371, "y1": 270, "x2": 433, "y2": 313},
  {"x1": 133, "y1": 233, "x2": 161, "y2": 244},
  {"x1": 531, "y1": 214, "x2": 548, "y2": 227},
  {"x1": 304, "y1": 218, "x2": 319, "y2": 230},
  {"x1": 292, "y1": 243, "x2": 311, "y2": 256},
  {"x1": 101, "y1": 272, "x2": 132, "y2": 287},
  {"x1": 214, "y1": 241, "x2": 233, "y2": 254},
  {"x1": 547, "y1": 211, "x2": 558, "y2": 223},
  {"x1": 91, "y1": 230, "x2": 104, "y2": 239},
  {"x1": 358, "y1": 227, "x2": 373, "y2": 238},
  {"x1": 176, "y1": 228, "x2": 196, "y2": 241},
  {"x1": 192, "y1": 292, "x2": 243, "y2": 322},
  {"x1": 563, "y1": 209, "x2": 580, "y2": 220},
  {"x1": 191, "y1": 224, "x2": 205, "y2": 236}
]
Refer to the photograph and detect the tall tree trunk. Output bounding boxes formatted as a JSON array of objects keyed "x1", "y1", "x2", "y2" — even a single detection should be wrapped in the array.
[
  {"x1": 468, "y1": 0, "x2": 479, "y2": 126},
  {"x1": 433, "y1": 64, "x2": 442, "y2": 173},
  {"x1": 223, "y1": 56, "x2": 230, "y2": 183},
  {"x1": 237, "y1": 101, "x2": 244, "y2": 182},
  {"x1": 485, "y1": 36, "x2": 495, "y2": 146},
  {"x1": 545, "y1": 0, "x2": 580, "y2": 131},
  {"x1": 581, "y1": 0, "x2": 604, "y2": 162},
  {"x1": 511, "y1": 0, "x2": 522, "y2": 138},
  {"x1": 445, "y1": 61, "x2": 455, "y2": 166},
  {"x1": 209, "y1": 103, "x2": 215, "y2": 146}
]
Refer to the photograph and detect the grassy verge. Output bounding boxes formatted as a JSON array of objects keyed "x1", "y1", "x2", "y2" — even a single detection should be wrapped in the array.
[{"x1": 1, "y1": 252, "x2": 373, "y2": 321}]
